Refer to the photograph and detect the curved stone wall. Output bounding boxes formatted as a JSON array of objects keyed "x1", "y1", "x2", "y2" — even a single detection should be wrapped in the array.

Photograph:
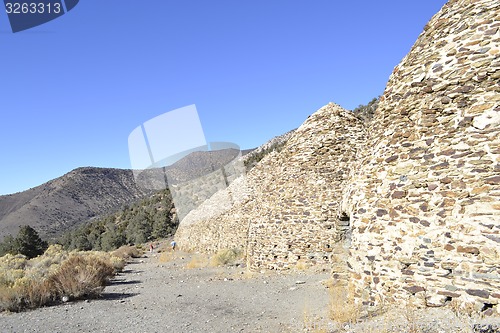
[
  {"x1": 174, "y1": 0, "x2": 499, "y2": 315},
  {"x1": 175, "y1": 103, "x2": 367, "y2": 271},
  {"x1": 345, "y1": 0, "x2": 500, "y2": 314},
  {"x1": 246, "y1": 104, "x2": 367, "y2": 270}
]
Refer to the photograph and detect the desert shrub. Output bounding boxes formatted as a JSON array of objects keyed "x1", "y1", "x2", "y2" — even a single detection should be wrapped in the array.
[
  {"x1": 210, "y1": 248, "x2": 242, "y2": 267},
  {"x1": 47, "y1": 254, "x2": 115, "y2": 300},
  {"x1": 25, "y1": 245, "x2": 68, "y2": 279},
  {"x1": 111, "y1": 245, "x2": 142, "y2": 260},
  {"x1": 81, "y1": 250, "x2": 126, "y2": 273},
  {"x1": 0, "y1": 249, "x2": 121, "y2": 312},
  {"x1": 185, "y1": 254, "x2": 209, "y2": 269},
  {"x1": 12, "y1": 279, "x2": 53, "y2": 310},
  {"x1": 0, "y1": 254, "x2": 28, "y2": 287},
  {"x1": 0, "y1": 269, "x2": 25, "y2": 288},
  {"x1": 0, "y1": 253, "x2": 28, "y2": 270},
  {"x1": 0, "y1": 285, "x2": 24, "y2": 312}
]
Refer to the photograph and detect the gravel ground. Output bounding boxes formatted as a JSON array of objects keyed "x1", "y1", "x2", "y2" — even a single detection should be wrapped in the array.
[
  {"x1": 0, "y1": 251, "x2": 330, "y2": 333},
  {"x1": 1, "y1": 251, "x2": 498, "y2": 333}
]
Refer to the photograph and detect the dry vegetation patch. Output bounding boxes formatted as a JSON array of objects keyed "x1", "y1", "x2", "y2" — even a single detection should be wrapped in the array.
[
  {"x1": 0, "y1": 245, "x2": 124, "y2": 312},
  {"x1": 111, "y1": 245, "x2": 142, "y2": 260},
  {"x1": 327, "y1": 280, "x2": 361, "y2": 325},
  {"x1": 210, "y1": 248, "x2": 243, "y2": 267}
]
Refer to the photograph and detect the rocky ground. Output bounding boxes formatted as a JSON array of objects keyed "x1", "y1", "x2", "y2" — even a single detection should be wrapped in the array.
[{"x1": 0, "y1": 249, "x2": 498, "y2": 333}]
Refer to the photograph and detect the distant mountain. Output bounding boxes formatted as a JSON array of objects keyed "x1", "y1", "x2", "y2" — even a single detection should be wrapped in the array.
[
  {"x1": 0, "y1": 167, "x2": 153, "y2": 241},
  {"x1": 164, "y1": 148, "x2": 242, "y2": 184}
]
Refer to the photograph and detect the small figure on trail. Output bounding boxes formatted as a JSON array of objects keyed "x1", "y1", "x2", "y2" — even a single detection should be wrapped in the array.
[
  {"x1": 170, "y1": 240, "x2": 176, "y2": 251},
  {"x1": 149, "y1": 243, "x2": 154, "y2": 253}
]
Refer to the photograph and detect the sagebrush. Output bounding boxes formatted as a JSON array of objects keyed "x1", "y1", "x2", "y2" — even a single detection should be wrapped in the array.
[{"x1": 0, "y1": 245, "x2": 123, "y2": 312}]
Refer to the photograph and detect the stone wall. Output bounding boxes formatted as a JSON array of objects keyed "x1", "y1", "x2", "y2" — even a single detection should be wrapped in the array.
[
  {"x1": 246, "y1": 104, "x2": 366, "y2": 270},
  {"x1": 175, "y1": 103, "x2": 367, "y2": 272},
  {"x1": 344, "y1": 0, "x2": 500, "y2": 315},
  {"x1": 173, "y1": 175, "x2": 253, "y2": 253},
  {"x1": 169, "y1": 155, "x2": 246, "y2": 221},
  {"x1": 174, "y1": 0, "x2": 499, "y2": 315}
]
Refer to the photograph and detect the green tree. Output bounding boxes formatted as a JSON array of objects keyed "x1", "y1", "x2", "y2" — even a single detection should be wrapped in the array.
[
  {"x1": 13, "y1": 225, "x2": 48, "y2": 259},
  {"x1": 125, "y1": 210, "x2": 152, "y2": 245},
  {"x1": 100, "y1": 223, "x2": 125, "y2": 251},
  {"x1": 152, "y1": 210, "x2": 174, "y2": 239},
  {"x1": 69, "y1": 229, "x2": 92, "y2": 251},
  {"x1": 0, "y1": 235, "x2": 16, "y2": 257}
]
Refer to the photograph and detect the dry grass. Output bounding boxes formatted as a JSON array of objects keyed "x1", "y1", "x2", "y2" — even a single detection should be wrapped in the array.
[
  {"x1": 401, "y1": 300, "x2": 423, "y2": 333},
  {"x1": 450, "y1": 298, "x2": 476, "y2": 318},
  {"x1": 210, "y1": 248, "x2": 243, "y2": 267},
  {"x1": 449, "y1": 298, "x2": 477, "y2": 330},
  {"x1": 302, "y1": 304, "x2": 329, "y2": 332},
  {"x1": 0, "y1": 246, "x2": 123, "y2": 312},
  {"x1": 294, "y1": 260, "x2": 309, "y2": 271},
  {"x1": 47, "y1": 255, "x2": 114, "y2": 300},
  {"x1": 328, "y1": 280, "x2": 361, "y2": 325},
  {"x1": 158, "y1": 251, "x2": 175, "y2": 263},
  {"x1": 185, "y1": 254, "x2": 210, "y2": 269}
]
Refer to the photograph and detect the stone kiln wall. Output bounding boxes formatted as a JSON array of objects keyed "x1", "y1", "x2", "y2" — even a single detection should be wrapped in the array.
[
  {"x1": 345, "y1": 0, "x2": 500, "y2": 314},
  {"x1": 174, "y1": 0, "x2": 499, "y2": 315},
  {"x1": 169, "y1": 156, "x2": 246, "y2": 221},
  {"x1": 174, "y1": 175, "x2": 254, "y2": 253},
  {"x1": 246, "y1": 104, "x2": 366, "y2": 270},
  {"x1": 175, "y1": 104, "x2": 367, "y2": 272}
]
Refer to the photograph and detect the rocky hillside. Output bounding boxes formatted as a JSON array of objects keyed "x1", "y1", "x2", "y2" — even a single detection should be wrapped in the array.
[
  {"x1": 164, "y1": 148, "x2": 242, "y2": 185},
  {"x1": 0, "y1": 167, "x2": 153, "y2": 240},
  {"x1": 174, "y1": 0, "x2": 500, "y2": 317}
]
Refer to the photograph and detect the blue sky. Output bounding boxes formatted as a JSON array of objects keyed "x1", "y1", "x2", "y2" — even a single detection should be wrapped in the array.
[{"x1": 0, "y1": 1, "x2": 447, "y2": 195}]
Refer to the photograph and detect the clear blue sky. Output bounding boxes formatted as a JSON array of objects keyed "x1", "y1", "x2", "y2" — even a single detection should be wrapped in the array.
[{"x1": 0, "y1": 1, "x2": 447, "y2": 195}]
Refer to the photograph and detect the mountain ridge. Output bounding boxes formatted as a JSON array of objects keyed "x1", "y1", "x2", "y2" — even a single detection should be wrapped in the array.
[
  {"x1": 0, "y1": 167, "x2": 152, "y2": 240},
  {"x1": 0, "y1": 133, "x2": 292, "y2": 241}
]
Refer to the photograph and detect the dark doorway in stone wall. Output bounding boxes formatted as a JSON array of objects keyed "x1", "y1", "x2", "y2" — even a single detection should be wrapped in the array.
[
  {"x1": 339, "y1": 212, "x2": 350, "y2": 223},
  {"x1": 337, "y1": 211, "x2": 351, "y2": 245}
]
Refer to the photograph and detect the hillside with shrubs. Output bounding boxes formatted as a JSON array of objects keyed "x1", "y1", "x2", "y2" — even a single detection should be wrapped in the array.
[{"x1": 57, "y1": 188, "x2": 176, "y2": 252}]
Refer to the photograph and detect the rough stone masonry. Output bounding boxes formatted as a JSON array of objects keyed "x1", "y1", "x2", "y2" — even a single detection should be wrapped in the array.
[
  {"x1": 175, "y1": 0, "x2": 499, "y2": 315},
  {"x1": 344, "y1": 0, "x2": 500, "y2": 315},
  {"x1": 175, "y1": 103, "x2": 367, "y2": 272}
]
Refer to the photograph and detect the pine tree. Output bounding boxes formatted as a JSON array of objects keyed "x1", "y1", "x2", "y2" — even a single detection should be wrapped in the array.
[{"x1": 13, "y1": 225, "x2": 48, "y2": 259}]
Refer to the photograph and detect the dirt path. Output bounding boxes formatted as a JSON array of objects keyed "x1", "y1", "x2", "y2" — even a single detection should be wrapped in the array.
[
  {"x1": 2, "y1": 251, "x2": 499, "y2": 333},
  {"x1": 0, "y1": 252, "x2": 331, "y2": 333}
]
